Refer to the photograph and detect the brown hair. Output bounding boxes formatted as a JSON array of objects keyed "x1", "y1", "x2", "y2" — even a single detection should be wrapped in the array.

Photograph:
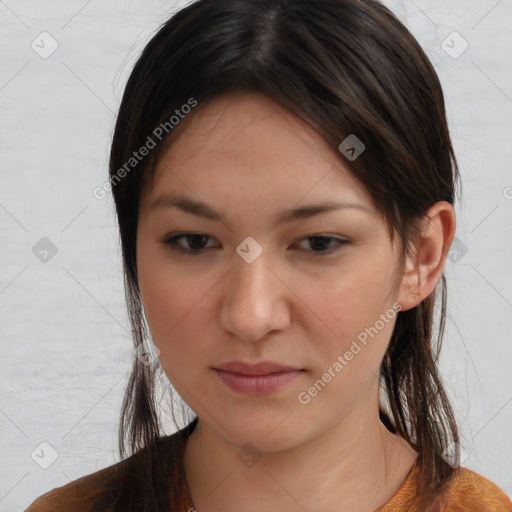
[{"x1": 109, "y1": 0, "x2": 462, "y2": 510}]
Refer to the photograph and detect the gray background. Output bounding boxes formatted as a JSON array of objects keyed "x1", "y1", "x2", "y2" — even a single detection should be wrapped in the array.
[{"x1": 1, "y1": 1, "x2": 511, "y2": 510}]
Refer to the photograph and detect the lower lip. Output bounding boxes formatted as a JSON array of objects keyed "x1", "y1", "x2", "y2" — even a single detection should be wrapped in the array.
[{"x1": 214, "y1": 369, "x2": 303, "y2": 396}]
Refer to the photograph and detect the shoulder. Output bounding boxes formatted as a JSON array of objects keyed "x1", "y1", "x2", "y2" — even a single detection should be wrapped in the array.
[
  {"x1": 379, "y1": 463, "x2": 511, "y2": 512},
  {"x1": 24, "y1": 458, "x2": 125, "y2": 512},
  {"x1": 440, "y1": 467, "x2": 512, "y2": 512},
  {"x1": 24, "y1": 430, "x2": 188, "y2": 512}
]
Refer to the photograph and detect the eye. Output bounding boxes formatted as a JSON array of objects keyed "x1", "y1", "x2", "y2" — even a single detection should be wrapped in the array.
[
  {"x1": 294, "y1": 235, "x2": 350, "y2": 254},
  {"x1": 162, "y1": 233, "x2": 219, "y2": 255},
  {"x1": 162, "y1": 233, "x2": 349, "y2": 256}
]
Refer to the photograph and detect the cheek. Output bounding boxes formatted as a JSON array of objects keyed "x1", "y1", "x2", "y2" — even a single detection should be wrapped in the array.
[
  {"x1": 291, "y1": 263, "x2": 396, "y2": 372},
  {"x1": 295, "y1": 264, "x2": 390, "y2": 333},
  {"x1": 137, "y1": 244, "x2": 181, "y2": 340},
  {"x1": 136, "y1": 247, "x2": 216, "y2": 370}
]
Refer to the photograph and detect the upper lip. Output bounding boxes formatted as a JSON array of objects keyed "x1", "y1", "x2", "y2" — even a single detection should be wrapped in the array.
[{"x1": 214, "y1": 360, "x2": 301, "y2": 376}]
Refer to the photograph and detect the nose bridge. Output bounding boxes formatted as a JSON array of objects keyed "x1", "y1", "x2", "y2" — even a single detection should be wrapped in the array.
[{"x1": 220, "y1": 247, "x2": 289, "y2": 342}]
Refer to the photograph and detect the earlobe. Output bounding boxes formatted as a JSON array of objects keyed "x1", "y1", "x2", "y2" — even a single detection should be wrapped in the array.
[{"x1": 397, "y1": 201, "x2": 456, "y2": 312}]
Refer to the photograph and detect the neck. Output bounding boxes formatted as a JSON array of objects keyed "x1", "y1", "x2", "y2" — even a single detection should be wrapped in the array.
[{"x1": 182, "y1": 393, "x2": 417, "y2": 512}]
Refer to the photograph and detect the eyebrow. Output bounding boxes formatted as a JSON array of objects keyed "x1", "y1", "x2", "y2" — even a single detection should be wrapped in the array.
[{"x1": 149, "y1": 194, "x2": 374, "y2": 226}]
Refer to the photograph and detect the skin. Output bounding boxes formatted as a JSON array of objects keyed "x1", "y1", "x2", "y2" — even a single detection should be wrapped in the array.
[{"x1": 136, "y1": 91, "x2": 456, "y2": 511}]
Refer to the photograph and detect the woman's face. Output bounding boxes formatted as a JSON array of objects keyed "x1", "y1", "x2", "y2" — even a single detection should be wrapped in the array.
[{"x1": 137, "y1": 92, "x2": 407, "y2": 450}]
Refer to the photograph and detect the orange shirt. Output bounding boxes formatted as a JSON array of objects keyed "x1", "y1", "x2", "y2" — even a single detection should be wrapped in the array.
[
  {"x1": 26, "y1": 422, "x2": 511, "y2": 512},
  {"x1": 378, "y1": 461, "x2": 512, "y2": 511}
]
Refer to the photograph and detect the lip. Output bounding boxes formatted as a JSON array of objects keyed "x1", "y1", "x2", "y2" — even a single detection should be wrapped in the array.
[
  {"x1": 213, "y1": 360, "x2": 304, "y2": 396},
  {"x1": 214, "y1": 360, "x2": 301, "y2": 375}
]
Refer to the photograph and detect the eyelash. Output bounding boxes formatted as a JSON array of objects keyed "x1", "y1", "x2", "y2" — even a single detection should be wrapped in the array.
[{"x1": 162, "y1": 233, "x2": 350, "y2": 256}]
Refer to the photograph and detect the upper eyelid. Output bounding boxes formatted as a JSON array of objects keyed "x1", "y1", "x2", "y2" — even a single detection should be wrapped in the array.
[
  {"x1": 163, "y1": 232, "x2": 348, "y2": 241},
  {"x1": 163, "y1": 233, "x2": 349, "y2": 249}
]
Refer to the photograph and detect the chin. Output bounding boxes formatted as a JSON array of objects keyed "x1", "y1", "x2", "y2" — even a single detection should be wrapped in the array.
[{"x1": 209, "y1": 409, "x2": 310, "y2": 454}]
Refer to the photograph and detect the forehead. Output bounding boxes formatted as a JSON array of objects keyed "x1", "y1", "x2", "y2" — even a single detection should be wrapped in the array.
[
  {"x1": 144, "y1": 92, "x2": 375, "y2": 212},
  {"x1": 159, "y1": 92, "x2": 328, "y2": 163}
]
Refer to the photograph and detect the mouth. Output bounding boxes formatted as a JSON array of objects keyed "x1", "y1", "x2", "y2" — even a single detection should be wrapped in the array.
[
  {"x1": 212, "y1": 360, "x2": 305, "y2": 395},
  {"x1": 214, "y1": 360, "x2": 303, "y2": 375}
]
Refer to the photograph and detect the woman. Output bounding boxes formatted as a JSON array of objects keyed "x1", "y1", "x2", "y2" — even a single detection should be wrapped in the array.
[{"x1": 26, "y1": 0, "x2": 511, "y2": 511}]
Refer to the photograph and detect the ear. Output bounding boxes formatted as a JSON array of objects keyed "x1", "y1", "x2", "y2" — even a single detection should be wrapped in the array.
[{"x1": 397, "y1": 201, "x2": 456, "y2": 312}]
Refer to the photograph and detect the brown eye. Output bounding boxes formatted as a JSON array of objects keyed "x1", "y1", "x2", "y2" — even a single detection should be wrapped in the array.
[
  {"x1": 163, "y1": 233, "x2": 218, "y2": 255},
  {"x1": 295, "y1": 236, "x2": 349, "y2": 254},
  {"x1": 162, "y1": 233, "x2": 349, "y2": 256}
]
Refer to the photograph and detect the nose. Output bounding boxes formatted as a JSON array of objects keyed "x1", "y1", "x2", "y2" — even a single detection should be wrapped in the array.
[{"x1": 219, "y1": 251, "x2": 291, "y2": 343}]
